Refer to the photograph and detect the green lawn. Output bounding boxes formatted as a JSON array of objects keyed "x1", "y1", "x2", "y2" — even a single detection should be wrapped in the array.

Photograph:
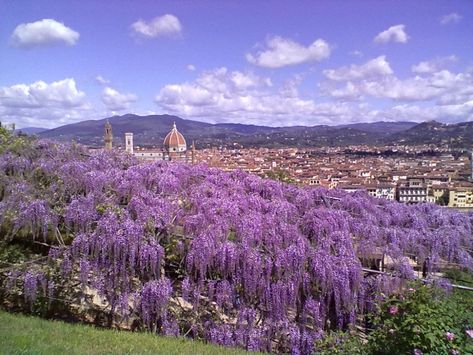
[{"x1": 0, "y1": 310, "x2": 252, "y2": 355}]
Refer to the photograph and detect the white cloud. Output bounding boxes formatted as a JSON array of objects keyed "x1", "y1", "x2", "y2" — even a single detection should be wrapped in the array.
[
  {"x1": 102, "y1": 87, "x2": 137, "y2": 111},
  {"x1": 131, "y1": 14, "x2": 182, "y2": 38},
  {"x1": 349, "y1": 50, "x2": 363, "y2": 58},
  {"x1": 156, "y1": 65, "x2": 473, "y2": 125},
  {"x1": 187, "y1": 64, "x2": 196, "y2": 71},
  {"x1": 279, "y1": 74, "x2": 304, "y2": 98},
  {"x1": 0, "y1": 78, "x2": 85, "y2": 108},
  {"x1": 324, "y1": 56, "x2": 393, "y2": 81},
  {"x1": 411, "y1": 55, "x2": 457, "y2": 74},
  {"x1": 155, "y1": 67, "x2": 323, "y2": 125},
  {"x1": 11, "y1": 19, "x2": 79, "y2": 48},
  {"x1": 387, "y1": 101, "x2": 473, "y2": 123},
  {"x1": 95, "y1": 75, "x2": 110, "y2": 85},
  {"x1": 327, "y1": 67, "x2": 473, "y2": 106},
  {"x1": 373, "y1": 24, "x2": 409, "y2": 44},
  {"x1": 385, "y1": 70, "x2": 472, "y2": 103},
  {"x1": 329, "y1": 82, "x2": 363, "y2": 101},
  {"x1": 154, "y1": 68, "x2": 394, "y2": 126},
  {"x1": 246, "y1": 36, "x2": 331, "y2": 68},
  {"x1": 157, "y1": 67, "x2": 272, "y2": 110},
  {"x1": 230, "y1": 71, "x2": 272, "y2": 90},
  {"x1": 0, "y1": 78, "x2": 92, "y2": 128},
  {"x1": 440, "y1": 12, "x2": 462, "y2": 25}
]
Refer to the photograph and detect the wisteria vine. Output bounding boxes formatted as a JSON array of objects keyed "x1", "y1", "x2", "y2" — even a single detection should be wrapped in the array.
[{"x1": 0, "y1": 138, "x2": 472, "y2": 354}]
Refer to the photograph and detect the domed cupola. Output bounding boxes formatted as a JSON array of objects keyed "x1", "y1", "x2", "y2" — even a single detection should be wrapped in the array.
[{"x1": 164, "y1": 122, "x2": 187, "y2": 153}]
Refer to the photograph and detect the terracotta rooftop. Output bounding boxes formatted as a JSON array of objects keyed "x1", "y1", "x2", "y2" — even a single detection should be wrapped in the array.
[{"x1": 163, "y1": 122, "x2": 186, "y2": 148}]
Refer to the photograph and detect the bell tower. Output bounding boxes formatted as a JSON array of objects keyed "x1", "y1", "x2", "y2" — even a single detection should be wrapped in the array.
[
  {"x1": 104, "y1": 120, "x2": 113, "y2": 150},
  {"x1": 125, "y1": 132, "x2": 134, "y2": 154}
]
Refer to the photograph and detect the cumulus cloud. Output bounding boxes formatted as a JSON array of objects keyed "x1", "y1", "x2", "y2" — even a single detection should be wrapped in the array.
[
  {"x1": 154, "y1": 67, "x2": 393, "y2": 126},
  {"x1": 102, "y1": 87, "x2": 137, "y2": 111},
  {"x1": 440, "y1": 12, "x2": 462, "y2": 25},
  {"x1": 155, "y1": 67, "x2": 323, "y2": 125},
  {"x1": 373, "y1": 24, "x2": 409, "y2": 44},
  {"x1": 411, "y1": 55, "x2": 457, "y2": 74},
  {"x1": 0, "y1": 78, "x2": 91, "y2": 128},
  {"x1": 349, "y1": 50, "x2": 363, "y2": 58},
  {"x1": 323, "y1": 54, "x2": 473, "y2": 117},
  {"x1": 246, "y1": 36, "x2": 331, "y2": 68},
  {"x1": 0, "y1": 78, "x2": 85, "y2": 108},
  {"x1": 11, "y1": 19, "x2": 79, "y2": 48},
  {"x1": 95, "y1": 75, "x2": 110, "y2": 85},
  {"x1": 387, "y1": 101, "x2": 473, "y2": 123},
  {"x1": 327, "y1": 67, "x2": 473, "y2": 106},
  {"x1": 329, "y1": 82, "x2": 363, "y2": 101},
  {"x1": 324, "y1": 56, "x2": 393, "y2": 81},
  {"x1": 187, "y1": 64, "x2": 196, "y2": 71},
  {"x1": 156, "y1": 65, "x2": 473, "y2": 125},
  {"x1": 131, "y1": 14, "x2": 182, "y2": 38},
  {"x1": 279, "y1": 75, "x2": 304, "y2": 99}
]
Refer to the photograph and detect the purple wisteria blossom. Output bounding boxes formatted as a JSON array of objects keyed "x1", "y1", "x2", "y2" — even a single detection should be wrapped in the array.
[{"x1": 1, "y1": 139, "x2": 472, "y2": 354}]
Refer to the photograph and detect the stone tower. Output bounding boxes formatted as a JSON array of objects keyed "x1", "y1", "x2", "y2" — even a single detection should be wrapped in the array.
[
  {"x1": 104, "y1": 120, "x2": 113, "y2": 150},
  {"x1": 125, "y1": 132, "x2": 134, "y2": 154}
]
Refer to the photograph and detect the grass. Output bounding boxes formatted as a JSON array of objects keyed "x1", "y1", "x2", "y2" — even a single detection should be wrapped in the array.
[{"x1": 0, "y1": 310, "x2": 252, "y2": 355}]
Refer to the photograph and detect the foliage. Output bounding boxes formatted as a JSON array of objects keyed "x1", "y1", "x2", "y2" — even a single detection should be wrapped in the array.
[
  {"x1": 444, "y1": 268, "x2": 473, "y2": 287},
  {"x1": 0, "y1": 242, "x2": 31, "y2": 267},
  {"x1": 0, "y1": 136, "x2": 472, "y2": 354},
  {"x1": 437, "y1": 191, "x2": 449, "y2": 206},
  {"x1": 314, "y1": 331, "x2": 365, "y2": 354},
  {"x1": 367, "y1": 283, "x2": 473, "y2": 355},
  {"x1": 264, "y1": 169, "x2": 295, "y2": 183},
  {"x1": 0, "y1": 125, "x2": 35, "y2": 156}
]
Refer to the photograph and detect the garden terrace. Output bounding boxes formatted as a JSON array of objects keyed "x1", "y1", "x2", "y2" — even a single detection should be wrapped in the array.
[{"x1": 0, "y1": 132, "x2": 472, "y2": 354}]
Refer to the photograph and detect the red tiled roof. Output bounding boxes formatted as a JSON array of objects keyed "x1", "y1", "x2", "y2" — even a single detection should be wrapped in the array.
[{"x1": 163, "y1": 123, "x2": 186, "y2": 148}]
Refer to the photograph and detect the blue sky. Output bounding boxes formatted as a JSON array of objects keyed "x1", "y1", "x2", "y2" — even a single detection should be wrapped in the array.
[{"x1": 1, "y1": 0, "x2": 472, "y2": 128}]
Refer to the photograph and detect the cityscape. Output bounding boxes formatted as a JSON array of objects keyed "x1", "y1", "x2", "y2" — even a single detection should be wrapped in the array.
[{"x1": 96, "y1": 119, "x2": 473, "y2": 209}]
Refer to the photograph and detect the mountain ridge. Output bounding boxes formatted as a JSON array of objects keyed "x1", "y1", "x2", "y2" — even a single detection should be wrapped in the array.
[{"x1": 36, "y1": 114, "x2": 473, "y2": 148}]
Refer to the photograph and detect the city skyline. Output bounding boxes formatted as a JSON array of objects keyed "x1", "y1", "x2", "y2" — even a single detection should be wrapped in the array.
[{"x1": 1, "y1": 0, "x2": 473, "y2": 129}]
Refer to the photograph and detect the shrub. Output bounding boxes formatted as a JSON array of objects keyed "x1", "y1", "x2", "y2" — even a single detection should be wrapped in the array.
[{"x1": 367, "y1": 282, "x2": 473, "y2": 355}]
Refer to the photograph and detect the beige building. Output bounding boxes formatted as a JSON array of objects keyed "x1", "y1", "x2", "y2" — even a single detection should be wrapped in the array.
[
  {"x1": 448, "y1": 187, "x2": 473, "y2": 208},
  {"x1": 397, "y1": 179, "x2": 428, "y2": 204},
  {"x1": 340, "y1": 184, "x2": 396, "y2": 200},
  {"x1": 366, "y1": 184, "x2": 396, "y2": 200}
]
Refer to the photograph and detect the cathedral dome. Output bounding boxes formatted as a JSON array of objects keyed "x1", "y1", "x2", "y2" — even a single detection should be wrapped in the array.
[{"x1": 164, "y1": 122, "x2": 187, "y2": 152}]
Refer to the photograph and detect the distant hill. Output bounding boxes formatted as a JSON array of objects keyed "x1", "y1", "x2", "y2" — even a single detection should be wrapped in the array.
[
  {"x1": 338, "y1": 121, "x2": 417, "y2": 135},
  {"x1": 39, "y1": 114, "x2": 272, "y2": 148},
  {"x1": 37, "y1": 114, "x2": 473, "y2": 148},
  {"x1": 387, "y1": 120, "x2": 473, "y2": 147},
  {"x1": 39, "y1": 114, "x2": 220, "y2": 147},
  {"x1": 15, "y1": 127, "x2": 46, "y2": 135}
]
